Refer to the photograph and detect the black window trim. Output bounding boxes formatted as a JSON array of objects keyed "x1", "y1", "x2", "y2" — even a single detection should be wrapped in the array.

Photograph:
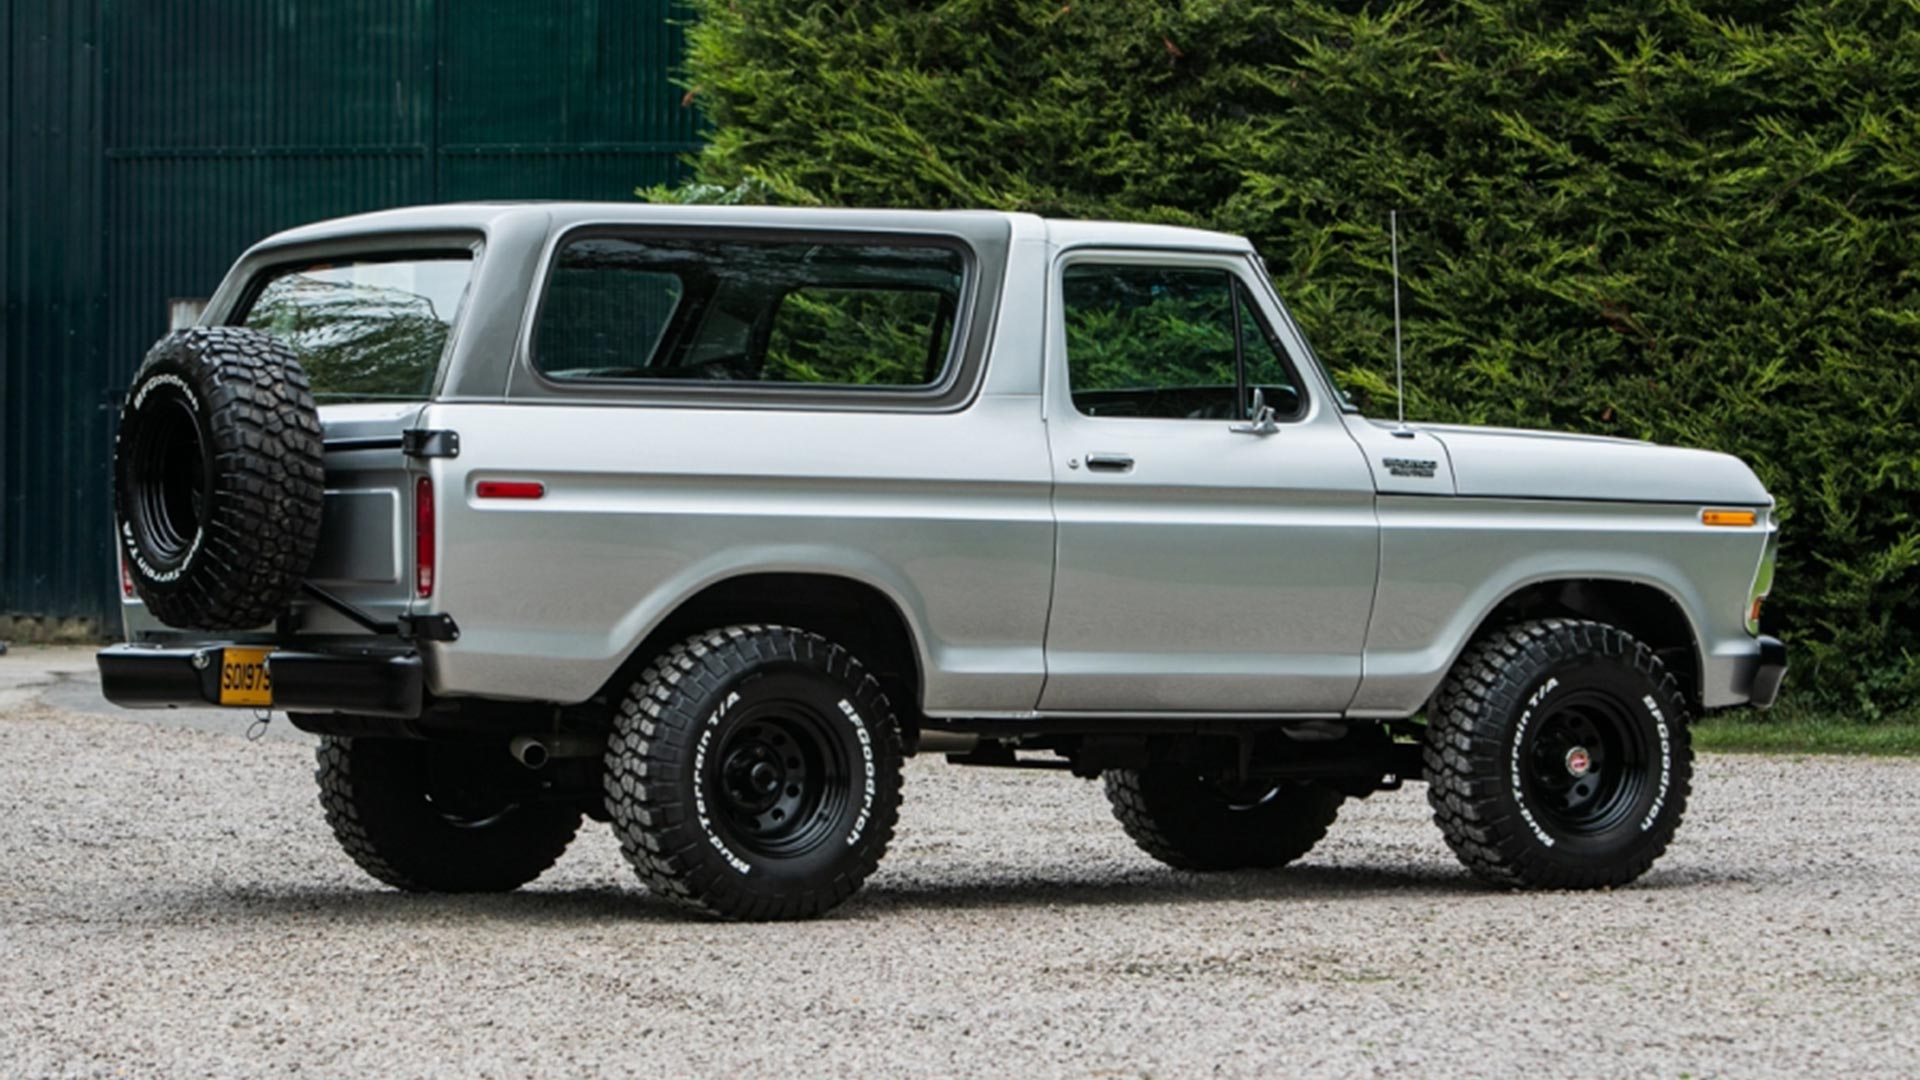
[{"x1": 522, "y1": 224, "x2": 988, "y2": 408}]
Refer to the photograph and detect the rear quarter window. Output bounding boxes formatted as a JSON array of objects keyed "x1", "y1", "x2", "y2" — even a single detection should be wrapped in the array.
[
  {"x1": 533, "y1": 235, "x2": 965, "y2": 391},
  {"x1": 239, "y1": 255, "x2": 473, "y2": 402}
]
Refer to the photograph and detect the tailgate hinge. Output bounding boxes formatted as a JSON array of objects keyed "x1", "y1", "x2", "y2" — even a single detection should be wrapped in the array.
[
  {"x1": 397, "y1": 613, "x2": 461, "y2": 642},
  {"x1": 401, "y1": 428, "x2": 460, "y2": 459}
]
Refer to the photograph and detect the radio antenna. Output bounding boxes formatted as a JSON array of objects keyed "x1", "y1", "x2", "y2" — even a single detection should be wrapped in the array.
[{"x1": 1391, "y1": 209, "x2": 1407, "y2": 432}]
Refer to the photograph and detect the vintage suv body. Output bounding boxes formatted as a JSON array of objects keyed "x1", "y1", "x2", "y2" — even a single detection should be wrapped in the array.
[{"x1": 99, "y1": 204, "x2": 1785, "y2": 919}]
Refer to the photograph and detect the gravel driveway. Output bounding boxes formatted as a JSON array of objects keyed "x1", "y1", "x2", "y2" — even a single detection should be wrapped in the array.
[{"x1": 2, "y1": 647, "x2": 1915, "y2": 1078}]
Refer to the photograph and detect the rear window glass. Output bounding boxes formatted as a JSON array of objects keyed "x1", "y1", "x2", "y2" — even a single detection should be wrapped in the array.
[
  {"x1": 534, "y1": 235, "x2": 965, "y2": 389},
  {"x1": 239, "y1": 255, "x2": 473, "y2": 402}
]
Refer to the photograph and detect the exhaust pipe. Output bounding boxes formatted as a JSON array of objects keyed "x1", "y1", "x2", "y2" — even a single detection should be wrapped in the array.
[
  {"x1": 915, "y1": 730, "x2": 979, "y2": 755},
  {"x1": 509, "y1": 733, "x2": 606, "y2": 770},
  {"x1": 510, "y1": 736, "x2": 551, "y2": 770}
]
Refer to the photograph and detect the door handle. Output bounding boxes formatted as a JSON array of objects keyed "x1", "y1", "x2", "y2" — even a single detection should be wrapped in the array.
[{"x1": 1085, "y1": 452, "x2": 1135, "y2": 473}]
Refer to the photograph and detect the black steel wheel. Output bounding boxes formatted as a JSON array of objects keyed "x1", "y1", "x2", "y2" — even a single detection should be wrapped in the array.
[
  {"x1": 604, "y1": 625, "x2": 904, "y2": 921},
  {"x1": 1425, "y1": 618, "x2": 1693, "y2": 889},
  {"x1": 1520, "y1": 690, "x2": 1650, "y2": 837},
  {"x1": 315, "y1": 735, "x2": 583, "y2": 893},
  {"x1": 710, "y1": 702, "x2": 853, "y2": 859}
]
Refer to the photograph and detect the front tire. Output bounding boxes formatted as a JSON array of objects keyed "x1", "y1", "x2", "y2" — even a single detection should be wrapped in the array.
[
  {"x1": 315, "y1": 736, "x2": 582, "y2": 893},
  {"x1": 1104, "y1": 766, "x2": 1344, "y2": 872},
  {"x1": 603, "y1": 626, "x2": 905, "y2": 921},
  {"x1": 1424, "y1": 618, "x2": 1693, "y2": 890}
]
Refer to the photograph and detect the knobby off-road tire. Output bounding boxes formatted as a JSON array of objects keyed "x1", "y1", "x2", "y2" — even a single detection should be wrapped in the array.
[
  {"x1": 113, "y1": 327, "x2": 324, "y2": 630},
  {"x1": 1105, "y1": 767, "x2": 1344, "y2": 872},
  {"x1": 604, "y1": 625, "x2": 905, "y2": 921},
  {"x1": 316, "y1": 736, "x2": 583, "y2": 893},
  {"x1": 1424, "y1": 618, "x2": 1693, "y2": 890}
]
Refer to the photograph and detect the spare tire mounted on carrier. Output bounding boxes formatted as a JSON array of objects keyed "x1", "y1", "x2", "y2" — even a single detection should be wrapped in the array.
[{"x1": 113, "y1": 326, "x2": 326, "y2": 630}]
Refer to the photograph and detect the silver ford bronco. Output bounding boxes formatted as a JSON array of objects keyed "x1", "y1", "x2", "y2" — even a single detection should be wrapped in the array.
[{"x1": 99, "y1": 204, "x2": 1786, "y2": 919}]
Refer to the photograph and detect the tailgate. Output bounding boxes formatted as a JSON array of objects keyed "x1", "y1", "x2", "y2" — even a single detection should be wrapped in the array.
[
  {"x1": 302, "y1": 403, "x2": 430, "y2": 631},
  {"x1": 118, "y1": 402, "x2": 427, "y2": 641}
]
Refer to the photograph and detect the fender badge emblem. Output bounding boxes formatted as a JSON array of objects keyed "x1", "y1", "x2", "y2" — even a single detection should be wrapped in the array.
[{"x1": 1383, "y1": 457, "x2": 1437, "y2": 478}]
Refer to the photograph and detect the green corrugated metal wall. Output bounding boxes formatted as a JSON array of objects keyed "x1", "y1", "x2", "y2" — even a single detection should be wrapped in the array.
[{"x1": 2, "y1": 0, "x2": 696, "y2": 633}]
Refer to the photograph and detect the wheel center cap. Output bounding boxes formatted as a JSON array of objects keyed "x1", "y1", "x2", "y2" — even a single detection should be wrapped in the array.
[
  {"x1": 1565, "y1": 746, "x2": 1593, "y2": 778},
  {"x1": 723, "y1": 743, "x2": 787, "y2": 811},
  {"x1": 749, "y1": 760, "x2": 780, "y2": 793}
]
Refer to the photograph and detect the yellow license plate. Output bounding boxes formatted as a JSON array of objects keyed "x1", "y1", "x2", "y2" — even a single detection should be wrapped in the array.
[{"x1": 219, "y1": 647, "x2": 273, "y2": 707}]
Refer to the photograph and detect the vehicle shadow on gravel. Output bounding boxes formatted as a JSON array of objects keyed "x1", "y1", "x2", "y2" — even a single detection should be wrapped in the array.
[
  {"x1": 179, "y1": 884, "x2": 677, "y2": 926},
  {"x1": 177, "y1": 863, "x2": 1515, "y2": 926},
  {"x1": 872, "y1": 862, "x2": 1748, "y2": 914},
  {"x1": 165, "y1": 858, "x2": 1738, "y2": 926},
  {"x1": 856, "y1": 863, "x2": 1490, "y2": 915}
]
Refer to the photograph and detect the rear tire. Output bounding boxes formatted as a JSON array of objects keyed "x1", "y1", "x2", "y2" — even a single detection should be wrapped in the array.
[
  {"x1": 603, "y1": 625, "x2": 905, "y2": 921},
  {"x1": 1424, "y1": 618, "x2": 1693, "y2": 890},
  {"x1": 1104, "y1": 766, "x2": 1344, "y2": 872},
  {"x1": 316, "y1": 736, "x2": 582, "y2": 893}
]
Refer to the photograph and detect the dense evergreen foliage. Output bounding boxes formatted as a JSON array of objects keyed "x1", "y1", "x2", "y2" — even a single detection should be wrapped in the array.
[{"x1": 659, "y1": 0, "x2": 1920, "y2": 714}]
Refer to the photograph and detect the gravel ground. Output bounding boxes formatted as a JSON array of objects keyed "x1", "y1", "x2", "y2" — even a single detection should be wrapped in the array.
[{"x1": 2, "y1": 646, "x2": 1916, "y2": 1078}]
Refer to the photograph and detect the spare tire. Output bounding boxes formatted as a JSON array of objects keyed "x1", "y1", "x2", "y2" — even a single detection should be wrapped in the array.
[{"x1": 113, "y1": 327, "x2": 325, "y2": 629}]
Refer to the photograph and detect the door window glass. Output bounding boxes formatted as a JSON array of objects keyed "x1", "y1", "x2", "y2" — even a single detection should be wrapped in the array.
[
  {"x1": 1062, "y1": 262, "x2": 1308, "y2": 421},
  {"x1": 1061, "y1": 264, "x2": 1240, "y2": 420}
]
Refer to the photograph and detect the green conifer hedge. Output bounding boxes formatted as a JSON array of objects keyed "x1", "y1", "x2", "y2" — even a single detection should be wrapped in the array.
[{"x1": 662, "y1": 0, "x2": 1920, "y2": 716}]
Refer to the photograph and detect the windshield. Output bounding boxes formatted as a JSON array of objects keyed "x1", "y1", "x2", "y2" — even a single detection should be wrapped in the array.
[{"x1": 240, "y1": 254, "x2": 474, "y2": 402}]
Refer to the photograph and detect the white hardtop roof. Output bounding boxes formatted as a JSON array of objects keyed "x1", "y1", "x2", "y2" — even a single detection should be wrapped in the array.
[
  {"x1": 255, "y1": 201, "x2": 1254, "y2": 254},
  {"x1": 1037, "y1": 216, "x2": 1252, "y2": 252}
]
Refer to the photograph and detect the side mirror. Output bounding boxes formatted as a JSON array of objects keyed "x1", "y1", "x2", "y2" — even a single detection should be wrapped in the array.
[{"x1": 1231, "y1": 387, "x2": 1280, "y2": 436}]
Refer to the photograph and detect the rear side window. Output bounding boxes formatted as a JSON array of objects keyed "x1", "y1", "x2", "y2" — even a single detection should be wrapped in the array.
[
  {"x1": 240, "y1": 255, "x2": 473, "y2": 402},
  {"x1": 534, "y1": 235, "x2": 965, "y2": 389}
]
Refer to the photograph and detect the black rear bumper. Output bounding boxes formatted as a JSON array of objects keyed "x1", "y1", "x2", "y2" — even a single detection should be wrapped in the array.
[
  {"x1": 1745, "y1": 635, "x2": 1788, "y2": 709},
  {"x1": 98, "y1": 644, "x2": 424, "y2": 719}
]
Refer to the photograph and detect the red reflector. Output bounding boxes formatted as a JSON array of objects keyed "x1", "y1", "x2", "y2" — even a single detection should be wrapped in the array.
[
  {"x1": 119, "y1": 545, "x2": 135, "y2": 599},
  {"x1": 415, "y1": 476, "x2": 435, "y2": 599},
  {"x1": 475, "y1": 480, "x2": 546, "y2": 500}
]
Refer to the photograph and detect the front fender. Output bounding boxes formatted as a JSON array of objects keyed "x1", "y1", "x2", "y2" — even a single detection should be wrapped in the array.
[{"x1": 1347, "y1": 496, "x2": 1771, "y2": 716}]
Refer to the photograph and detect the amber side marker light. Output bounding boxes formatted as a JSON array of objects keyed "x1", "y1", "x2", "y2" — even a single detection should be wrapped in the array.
[{"x1": 1701, "y1": 509, "x2": 1758, "y2": 527}]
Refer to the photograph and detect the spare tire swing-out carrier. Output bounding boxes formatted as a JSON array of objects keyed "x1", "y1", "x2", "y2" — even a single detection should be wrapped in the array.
[{"x1": 104, "y1": 326, "x2": 428, "y2": 719}]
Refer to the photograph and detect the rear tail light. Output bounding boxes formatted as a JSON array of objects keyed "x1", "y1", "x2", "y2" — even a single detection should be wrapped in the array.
[
  {"x1": 118, "y1": 545, "x2": 135, "y2": 599},
  {"x1": 415, "y1": 476, "x2": 435, "y2": 599}
]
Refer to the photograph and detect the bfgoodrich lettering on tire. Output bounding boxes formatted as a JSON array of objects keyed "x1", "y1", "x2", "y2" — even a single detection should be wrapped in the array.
[
  {"x1": 1424, "y1": 618, "x2": 1694, "y2": 889},
  {"x1": 603, "y1": 625, "x2": 905, "y2": 921},
  {"x1": 113, "y1": 327, "x2": 324, "y2": 630}
]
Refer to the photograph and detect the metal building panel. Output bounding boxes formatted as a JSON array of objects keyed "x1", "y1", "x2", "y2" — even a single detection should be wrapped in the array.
[{"x1": 1, "y1": 0, "x2": 694, "y2": 630}]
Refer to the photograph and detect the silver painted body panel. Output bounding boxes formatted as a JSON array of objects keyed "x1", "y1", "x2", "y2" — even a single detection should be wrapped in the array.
[
  {"x1": 1351, "y1": 496, "x2": 1773, "y2": 715},
  {"x1": 419, "y1": 396, "x2": 1056, "y2": 711},
  {"x1": 119, "y1": 203, "x2": 1781, "y2": 720},
  {"x1": 1038, "y1": 248, "x2": 1377, "y2": 712},
  {"x1": 1424, "y1": 423, "x2": 1772, "y2": 505}
]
